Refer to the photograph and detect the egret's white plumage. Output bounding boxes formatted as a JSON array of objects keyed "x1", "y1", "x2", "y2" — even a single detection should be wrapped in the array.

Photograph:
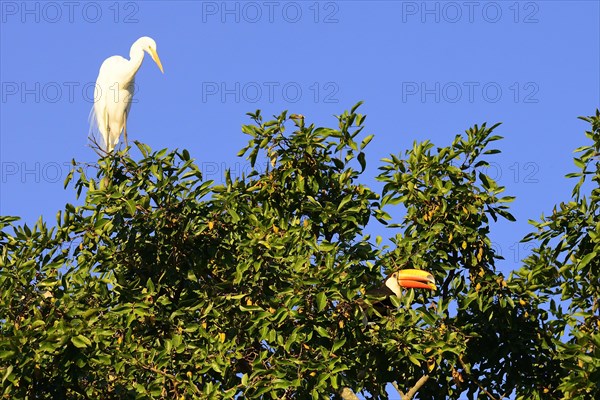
[{"x1": 90, "y1": 36, "x2": 164, "y2": 152}]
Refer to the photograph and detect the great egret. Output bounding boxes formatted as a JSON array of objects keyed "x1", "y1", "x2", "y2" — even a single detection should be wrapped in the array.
[{"x1": 90, "y1": 36, "x2": 164, "y2": 152}]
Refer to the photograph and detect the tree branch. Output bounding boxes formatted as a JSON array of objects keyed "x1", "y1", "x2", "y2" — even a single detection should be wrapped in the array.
[
  {"x1": 441, "y1": 269, "x2": 456, "y2": 301},
  {"x1": 458, "y1": 357, "x2": 498, "y2": 400},
  {"x1": 393, "y1": 375, "x2": 430, "y2": 400},
  {"x1": 391, "y1": 381, "x2": 405, "y2": 397},
  {"x1": 339, "y1": 387, "x2": 360, "y2": 400}
]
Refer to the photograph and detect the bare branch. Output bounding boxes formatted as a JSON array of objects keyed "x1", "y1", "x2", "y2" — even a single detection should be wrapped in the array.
[
  {"x1": 394, "y1": 375, "x2": 430, "y2": 400},
  {"x1": 458, "y1": 357, "x2": 498, "y2": 400},
  {"x1": 339, "y1": 387, "x2": 360, "y2": 400},
  {"x1": 88, "y1": 132, "x2": 109, "y2": 157},
  {"x1": 391, "y1": 381, "x2": 405, "y2": 397}
]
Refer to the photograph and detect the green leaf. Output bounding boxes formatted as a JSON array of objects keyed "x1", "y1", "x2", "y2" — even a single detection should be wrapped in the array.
[
  {"x1": 336, "y1": 195, "x2": 353, "y2": 212},
  {"x1": 483, "y1": 149, "x2": 501, "y2": 155},
  {"x1": 332, "y1": 338, "x2": 346, "y2": 353},
  {"x1": 357, "y1": 152, "x2": 366, "y2": 172},
  {"x1": 0, "y1": 350, "x2": 16, "y2": 360},
  {"x1": 315, "y1": 326, "x2": 330, "y2": 338},
  {"x1": 479, "y1": 172, "x2": 490, "y2": 189},
  {"x1": 146, "y1": 278, "x2": 155, "y2": 292},
  {"x1": 350, "y1": 101, "x2": 364, "y2": 114},
  {"x1": 2, "y1": 365, "x2": 13, "y2": 385},
  {"x1": 125, "y1": 199, "x2": 137, "y2": 216},
  {"x1": 360, "y1": 134, "x2": 374, "y2": 149},
  {"x1": 573, "y1": 158, "x2": 585, "y2": 168},
  {"x1": 71, "y1": 335, "x2": 92, "y2": 349},
  {"x1": 31, "y1": 320, "x2": 45, "y2": 329},
  {"x1": 316, "y1": 292, "x2": 327, "y2": 312},
  {"x1": 408, "y1": 355, "x2": 421, "y2": 366},
  {"x1": 228, "y1": 208, "x2": 240, "y2": 223},
  {"x1": 579, "y1": 252, "x2": 597, "y2": 268}
]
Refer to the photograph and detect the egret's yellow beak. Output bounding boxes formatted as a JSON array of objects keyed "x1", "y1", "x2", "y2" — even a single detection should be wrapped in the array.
[
  {"x1": 397, "y1": 269, "x2": 437, "y2": 291},
  {"x1": 149, "y1": 48, "x2": 164, "y2": 74}
]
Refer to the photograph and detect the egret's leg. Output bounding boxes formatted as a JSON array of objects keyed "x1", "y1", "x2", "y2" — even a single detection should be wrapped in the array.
[
  {"x1": 123, "y1": 115, "x2": 129, "y2": 148},
  {"x1": 106, "y1": 127, "x2": 112, "y2": 152}
]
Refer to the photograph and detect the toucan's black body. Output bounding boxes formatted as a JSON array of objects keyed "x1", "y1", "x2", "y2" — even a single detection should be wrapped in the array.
[
  {"x1": 368, "y1": 290, "x2": 397, "y2": 309},
  {"x1": 362, "y1": 274, "x2": 400, "y2": 316}
]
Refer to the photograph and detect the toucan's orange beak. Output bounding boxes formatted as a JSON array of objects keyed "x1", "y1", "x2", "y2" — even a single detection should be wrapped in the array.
[{"x1": 397, "y1": 269, "x2": 437, "y2": 290}]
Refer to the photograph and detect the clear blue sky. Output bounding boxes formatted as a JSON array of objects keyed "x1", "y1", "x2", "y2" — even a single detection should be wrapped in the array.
[{"x1": 0, "y1": 1, "x2": 599, "y2": 395}]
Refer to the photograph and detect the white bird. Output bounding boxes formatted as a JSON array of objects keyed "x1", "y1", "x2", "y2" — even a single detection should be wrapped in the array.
[{"x1": 90, "y1": 36, "x2": 164, "y2": 152}]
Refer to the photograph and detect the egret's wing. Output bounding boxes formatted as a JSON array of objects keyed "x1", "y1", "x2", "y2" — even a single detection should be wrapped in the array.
[
  {"x1": 88, "y1": 105, "x2": 105, "y2": 150},
  {"x1": 89, "y1": 69, "x2": 112, "y2": 152},
  {"x1": 122, "y1": 78, "x2": 135, "y2": 138}
]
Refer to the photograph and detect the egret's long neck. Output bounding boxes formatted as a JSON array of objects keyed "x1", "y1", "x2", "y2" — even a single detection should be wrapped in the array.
[{"x1": 127, "y1": 44, "x2": 146, "y2": 79}]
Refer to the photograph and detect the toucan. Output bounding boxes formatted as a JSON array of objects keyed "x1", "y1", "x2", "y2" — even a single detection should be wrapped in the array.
[{"x1": 361, "y1": 269, "x2": 436, "y2": 316}]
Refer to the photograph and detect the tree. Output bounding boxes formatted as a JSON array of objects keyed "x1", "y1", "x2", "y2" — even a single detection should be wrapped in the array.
[
  {"x1": 0, "y1": 104, "x2": 598, "y2": 399},
  {"x1": 513, "y1": 111, "x2": 600, "y2": 400}
]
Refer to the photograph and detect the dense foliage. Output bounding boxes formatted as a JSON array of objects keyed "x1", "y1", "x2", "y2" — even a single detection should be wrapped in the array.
[
  {"x1": 1, "y1": 105, "x2": 598, "y2": 399},
  {"x1": 513, "y1": 111, "x2": 600, "y2": 400}
]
